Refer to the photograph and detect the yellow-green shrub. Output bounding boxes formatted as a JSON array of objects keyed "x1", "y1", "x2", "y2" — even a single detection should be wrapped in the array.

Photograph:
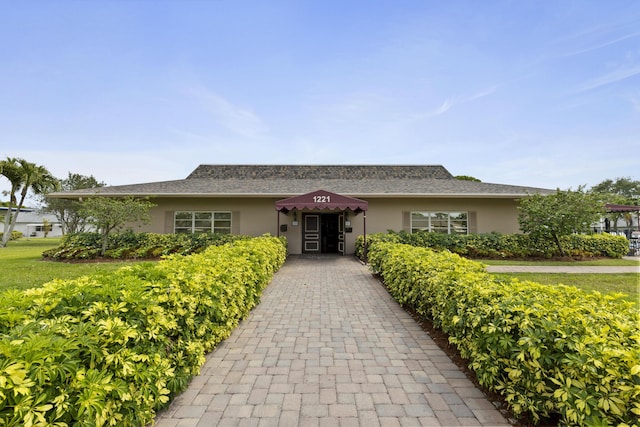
[
  {"x1": 42, "y1": 231, "x2": 248, "y2": 260},
  {"x1": 357, "y1": 231, "x2": 629, "y2": 259},
  {"x1": 368, "y1": 241, "x2": 640, "y2": 426},
  {"x1": 0, "y1": 235, "x2": 287, "y2": 426}
]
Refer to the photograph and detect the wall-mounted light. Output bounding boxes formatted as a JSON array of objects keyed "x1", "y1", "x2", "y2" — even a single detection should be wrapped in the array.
[{"x1": 291, "y1": 210, "x2": 299, "y2": 226}]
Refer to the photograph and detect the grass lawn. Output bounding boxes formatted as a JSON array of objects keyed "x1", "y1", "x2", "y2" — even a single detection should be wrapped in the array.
[
  {"x1": 481, "y1": 257, "x2": 639, "y2": 304},
  {"x1": 479, "y1": 258, "x2": 639, "y2": 266},
  {"x1": 0, "y1": 238, "x2": 154, "y2": 292},
  {"x1": 492, "y1": 272, "x2": 639, "y2": 304},
  {"x1": 2, "y1": 238, "x2": 638, "y2": 304}
]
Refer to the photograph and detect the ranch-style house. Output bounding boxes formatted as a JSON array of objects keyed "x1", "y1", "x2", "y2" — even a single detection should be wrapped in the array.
[{"x1": 50, "y1": 164, "x2": 554, "y2": 255}]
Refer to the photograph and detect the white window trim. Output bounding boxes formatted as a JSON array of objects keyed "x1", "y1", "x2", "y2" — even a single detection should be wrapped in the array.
[
  {"x1": 410, "y1": 211, "x2": 469, "y2": 235},
  {"x1": 174, "y1": 211, "x2": 232, "y2": 234}
]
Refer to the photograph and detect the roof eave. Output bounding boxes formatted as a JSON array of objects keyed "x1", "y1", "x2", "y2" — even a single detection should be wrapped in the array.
[{"x1": 48, "y1": 191, "x2": 537, "y2": 199}]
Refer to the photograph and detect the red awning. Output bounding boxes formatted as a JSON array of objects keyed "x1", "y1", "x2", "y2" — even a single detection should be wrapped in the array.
[
  {"x1": 605, "y1": 203, "x2": 640, "y2": 213},
  {"x1": 275, "y1": 190, "x2": 368, "y2": 213}
]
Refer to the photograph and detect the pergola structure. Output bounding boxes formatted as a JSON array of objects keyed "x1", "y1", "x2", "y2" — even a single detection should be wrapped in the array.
[
  {"x1": 604, "y1": 203, "x2": 640, "y2": 232},
  {"x1": 605, "y1": 203, "x2": 640, "y2": 213}
]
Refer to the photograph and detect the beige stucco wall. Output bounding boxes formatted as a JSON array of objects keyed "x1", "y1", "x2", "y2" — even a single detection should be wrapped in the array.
[
  {"x1": 141, "y1": 197, "x2": 281, "y2": 235},
  {"x1": 364, "y1": 197, "x2": 521, "y2": 235},
  {"x1": 137, "y1": 196, "x2": 522, "y2": 255}
]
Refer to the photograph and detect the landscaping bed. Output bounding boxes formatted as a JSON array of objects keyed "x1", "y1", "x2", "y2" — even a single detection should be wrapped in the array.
[
  {"x1": 367, "y1": 241, "x2": 640, "y2": 426},
  {"x1": 41, "y1": 231, "x2": 249, "y2": 261},
  {"x1": 356, "y1": 231, "x2": 630, "y2": 260},
  {"x1": 400, "y1": 300, "x2": 544, "y2": 426},
  {"x1": 0, "y1": 236, "x2": 287, "y2": 426}
]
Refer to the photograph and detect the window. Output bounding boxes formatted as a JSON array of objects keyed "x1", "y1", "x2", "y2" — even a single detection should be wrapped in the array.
[
  {"x1": 411, "y1": 211, "x2": 468, "y2": 234},
  {"x1": 174, "y1": 211, "x2": 232, "y2": 234}
]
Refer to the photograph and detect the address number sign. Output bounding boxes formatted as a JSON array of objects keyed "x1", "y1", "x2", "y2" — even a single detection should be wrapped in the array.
[{"x1": 312, "y1": 195, "x2": 331, "y2": 203}]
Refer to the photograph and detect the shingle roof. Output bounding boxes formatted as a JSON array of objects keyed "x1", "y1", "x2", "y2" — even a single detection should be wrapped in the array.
[
  {"x1": 187, "y1": 164, "x2": 455, "y2": 180},
  {"x1": 50, "y1": 164, "x2": 554, "y2": 199}
]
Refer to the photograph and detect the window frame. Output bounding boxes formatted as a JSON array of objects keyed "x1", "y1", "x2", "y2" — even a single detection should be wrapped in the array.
[
  {"x1": 174, "y1": 211, "x2": 232, "y2": 234},
  {"x1": 410, "y1": 211, "x2": 469, "y2": 234}
]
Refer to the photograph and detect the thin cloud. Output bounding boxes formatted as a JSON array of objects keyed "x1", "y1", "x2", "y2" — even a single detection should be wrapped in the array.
[
  {"x1": 465, "y1": 85, "x2": 499, "y2": 102},
  {"x1": 415, "y1": 84, "x2": 498, "y2": 119},
  {"x1": 577, "y1": 65, "x2": 640, "y2": 93},
  {"x1": 169, "y1": 128, "x2": 211, "y2": 142},
  {"x1": 432, "y1": 97, "x2": 455, "y2": 116},
  {"x1": 558, "y1": 31, "x2": 640, "y2": 58},
  {"x1": 553, "y1": 14, "x2": 639, "y2": 50},
  {"x1": 184, "y1": 85, "x2": 269, "y2": 139}
]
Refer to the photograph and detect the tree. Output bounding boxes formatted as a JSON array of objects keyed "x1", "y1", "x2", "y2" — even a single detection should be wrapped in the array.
[
  {"x1": 1, "y1": 157, "x2": 59, "y2": 247},
  {"x1": 518, "y1": 188, "x2": 604, "y2": 256},
  {"x1": 589, "y1": 177, "x2": 639, "y2": 233},
  {"x1": 41, "y1": 218, "x2": 52, "y2": 237},
  {"x1": 589, "y1": 177, "x2": 640, "y2": 202},
  {"x1": 80, "y1": 196, "x2": 155, "y2": 256},
  {"x1": 455, "y1": 175, "x2": 481, "y2": 182},
  {"x1": 43, "y1": 173, "x2": 106, "y2": 234}
]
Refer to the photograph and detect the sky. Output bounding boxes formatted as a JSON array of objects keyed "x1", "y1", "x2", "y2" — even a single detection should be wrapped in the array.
[{"x1": 1, "y1": 0, "x2": 639, "y2": 201}]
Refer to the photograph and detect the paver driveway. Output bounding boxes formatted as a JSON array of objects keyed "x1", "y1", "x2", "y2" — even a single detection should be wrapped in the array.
[{"x1": 154, "y1": 255, "x2": 510, "y2": 426}]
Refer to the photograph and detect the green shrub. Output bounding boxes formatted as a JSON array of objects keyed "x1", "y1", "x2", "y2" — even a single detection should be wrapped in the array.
[
  {"x1": 42, "y1": 232, "x2": 249, "y2": 260},
  {"x1": 354, "y1": 232, "x2": 401, "y2": 259},
  {"x1": 562, "y1": 233, "x2": 630, "y2": 258},
  {"x1": 357, "y1": 231, "x2": 629, "y2": 259},
  {"x1": 368, "y1": 241, "x2": 640, "y2": 426},
  {"x1": 0, "y1": 231, "x2": 22, "y2": 241},
  {"x1": 0, "y1": 235, "x2": 287, "y2": 426}
]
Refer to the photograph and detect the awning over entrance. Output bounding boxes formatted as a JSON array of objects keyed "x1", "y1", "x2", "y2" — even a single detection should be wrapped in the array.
[
  {"x1": 605, "y1": 203, "x2": 640, "y2": 213},
  {"x1": 275, "y1": 190, "x2": 368, "y2": 213}
]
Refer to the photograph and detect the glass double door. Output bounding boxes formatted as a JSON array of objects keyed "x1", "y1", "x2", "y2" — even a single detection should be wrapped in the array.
[{"x1": 303, "y1": 212, "x2": 345, "y2": 254}]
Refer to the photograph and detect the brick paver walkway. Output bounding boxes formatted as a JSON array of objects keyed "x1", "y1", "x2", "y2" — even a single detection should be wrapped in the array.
[{"x1": 154, "y1": 256, "x2": 510, "y2": 426}]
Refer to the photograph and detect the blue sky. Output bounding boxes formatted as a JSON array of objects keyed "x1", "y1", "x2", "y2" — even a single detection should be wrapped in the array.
[{"x1": 1, "y1": 0, "x2": 639, "y2": 200}]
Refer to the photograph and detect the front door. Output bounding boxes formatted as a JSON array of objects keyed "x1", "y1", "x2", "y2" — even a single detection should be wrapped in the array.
[
  {"x1": 303, "y1": 213, "x2": 345, "y2": 254},
  {"x1": 303, "y1": 214, "x2": 320, "y2": 253}
]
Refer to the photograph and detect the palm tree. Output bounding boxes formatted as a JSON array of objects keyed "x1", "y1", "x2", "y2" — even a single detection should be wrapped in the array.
[{"x1": 1, "y1": 157, "x2": 59, "y2": 247}]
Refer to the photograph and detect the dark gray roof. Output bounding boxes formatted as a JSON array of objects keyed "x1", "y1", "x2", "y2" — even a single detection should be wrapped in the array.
[
  {"x1": 187, "y1": 164, "x2": 455, "y2": 180},
  {"x1": 50, "y1": 164, "x2": 555, "y2": 199}
]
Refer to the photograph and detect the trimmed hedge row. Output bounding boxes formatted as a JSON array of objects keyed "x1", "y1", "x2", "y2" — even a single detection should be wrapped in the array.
[
  {"x1": 356, "y1": 231, "x2": 629, "y2": 259},
  {"x1": 367, "y1": 241, "x2": 640, "y2": 426},
  {"x1": 0, "y1": 235, "x2": 287, "y2": 426},
  {"x1": 42, "y1": 231, "x2": 248, "y2": 260}
]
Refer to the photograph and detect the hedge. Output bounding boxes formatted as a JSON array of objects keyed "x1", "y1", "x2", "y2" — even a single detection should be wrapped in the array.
[
  {"x1": 0, "y1": 235, "x2": 287, "y2": 426},
  {"x1": 367, "y1": 241, "x2": 640, "y2": 426},
  {"x1": 356, "y1": 231, "x2": 629, "y2": 259},
  {"x1": 0, "y1": 231, "x2": 22, "y2": 241},
  {"x1": 42, "y1": 231, "x2": 248, "y2": 260}
]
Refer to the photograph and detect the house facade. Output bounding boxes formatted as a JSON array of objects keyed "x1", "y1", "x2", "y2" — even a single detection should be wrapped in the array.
[
  {"x1": 50, "y1": 165, "x2": 554, "y2": 255},
  {"x1": 0, "y1": 207, "x2": 64, "y2": 238}
]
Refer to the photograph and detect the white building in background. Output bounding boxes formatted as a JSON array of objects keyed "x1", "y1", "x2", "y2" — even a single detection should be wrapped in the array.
[{"x1": 0, "y1": 207, "x2": 63, "y2": 238}]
